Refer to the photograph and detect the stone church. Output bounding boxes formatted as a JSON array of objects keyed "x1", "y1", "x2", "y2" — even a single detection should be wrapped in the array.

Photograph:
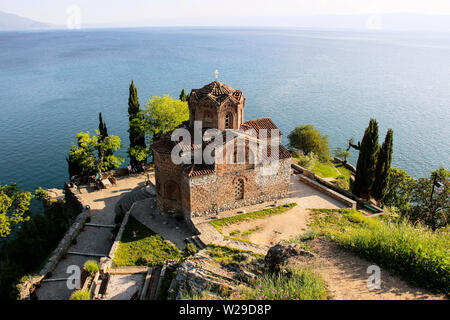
[{"x1": 152, "y1": 81, "x2": 291, "y2": 224}]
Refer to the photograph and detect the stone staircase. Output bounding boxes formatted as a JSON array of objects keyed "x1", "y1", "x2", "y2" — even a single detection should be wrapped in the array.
[
  {"x1": 115, "y1": 186, "x2": 155, "y2": 215},
  {"x1": 184, "y1": 235, "x2": 207, "y2": 250}
]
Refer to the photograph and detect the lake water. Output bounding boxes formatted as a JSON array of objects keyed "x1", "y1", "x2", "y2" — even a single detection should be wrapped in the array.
[{"x1": 0, "y1": 27, "x2": 449, "y2": 193}]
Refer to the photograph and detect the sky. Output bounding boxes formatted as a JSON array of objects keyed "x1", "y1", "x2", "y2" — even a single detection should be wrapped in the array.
[{"x1": 1, "y1": 0, "x2": 450, "y2": 25}]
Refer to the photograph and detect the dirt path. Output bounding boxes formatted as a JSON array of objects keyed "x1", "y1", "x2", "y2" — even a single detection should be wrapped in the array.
[
  {"x1": 219, "y1": 205, "x2": 445, "y2": 300},
  {"x1": 221, "y1": 206, "x2": 310, "y2": 247},
  {"x1": 289, "y1": 239, "x2": 446, "y2": 300}
]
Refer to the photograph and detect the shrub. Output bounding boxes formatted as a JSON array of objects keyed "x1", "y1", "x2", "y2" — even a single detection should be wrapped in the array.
[
  {"x1": 70, "y1": 289, "x2": 91, "y2": 300},
  {"x1": 83, "y1": 260, "x2": 99, "y2": 276},
  {"x1": 297, "y1": 152, "x2": 318, "y2": 170},
  {"x1": 242, "y1": 268, "x2": 329, "y2": 300},
  {"x1": 310, "y1": 209, "x2": 450, "y2": 293},
  {"x1": 206, "y1": 244, "x2": 263, "y2": 265},
  {"x1": 335, "y1": 176, "x2": 349, "y2": 190},
  {"x1": 184, "y1": 243, "x2": 197, "y2": 256}
]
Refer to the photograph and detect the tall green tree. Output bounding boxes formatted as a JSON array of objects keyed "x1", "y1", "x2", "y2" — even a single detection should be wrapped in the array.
[
  {"x1": 179, "y1": 89, "x2": 187, "y2": 102},
  {"x1": 353, "y1": 119, "x2": 380, "y2": 199},
  {"x1": 0, "y1": 184, "x2": 33, "y2": 238},
  {"x1": 98, "y1": 112, "x2": 114, "y2": 170},
  {"x1": 128, "y1": 80, "x2": 147, "y2": 166},
  {"x1": 287, "y1": 125, "x2": 330, "y2": 160},
  {"x1": 144, "y1": 94, "x2": 189, "y2": 150},
  {"x1": 373, "y1": 129, "x2": 394, "y2": 201}
]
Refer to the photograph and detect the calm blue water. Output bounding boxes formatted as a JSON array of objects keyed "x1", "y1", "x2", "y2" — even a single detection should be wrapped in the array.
[{"x1": 0, "y1": 27, "x2": 449, "y2": 193}]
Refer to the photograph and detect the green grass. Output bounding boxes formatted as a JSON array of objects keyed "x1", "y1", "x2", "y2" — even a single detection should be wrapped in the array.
[
  {"x1": 206, "y1": 244, "x2": 263, "y2": 265},
  {"x1": 241, "y1": 226, "x2": 261, "y2": 237},
  {"x1": 242, "y1": 268, "x2": 329, "y2": 300},
  {"x1": 69, "y1": 289, "x2": 91, "y2": 300},
  {"x1": 229, "y1": 230, "x2": 241, "y2": 236},
  {"x1": 113, "y1": 216, "x2": 182, "y2": 267},
  {"x1": 83, "y1": 260, "x2": 99, "y2": 276},
  {"x1": 313, "y1": 161, "x2": 340, "y2": 178},
  {"x1": 311, "y1": 160, "x2": 353, "y2": 190},
  {"x1": 310, "y1": 209, "x2": 450, "y2": 294},
  {"x1": 335, "y1": 164, "x2": 353, "y2": 180},
  {"x1": 210, "y1": 203, "x2": 297, "y2": 234}
]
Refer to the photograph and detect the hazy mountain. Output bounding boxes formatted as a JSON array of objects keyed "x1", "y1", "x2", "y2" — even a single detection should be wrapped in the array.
[
  {"x1": 0, "y1": 10, "x2": 52, "y2": 30},
  {"x1": 125, "y1": 13, "x2": 450, "y2": 32}
]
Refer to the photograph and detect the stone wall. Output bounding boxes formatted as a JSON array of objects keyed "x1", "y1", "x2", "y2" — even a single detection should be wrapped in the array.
[
  {"x1": 291, "y1": 163, "x2": 383, "y2": 214},
  {"x1": 190, "y1": 159, "x2": 291, "y2": 217},
  {"x1": 19, "y1": 184, "x2": 91, "y2": 299}
]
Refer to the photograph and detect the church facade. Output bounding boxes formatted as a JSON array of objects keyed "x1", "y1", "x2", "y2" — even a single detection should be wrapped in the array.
[{"x1": 151, "y1": 81, "x2": 291, "y2": 224}]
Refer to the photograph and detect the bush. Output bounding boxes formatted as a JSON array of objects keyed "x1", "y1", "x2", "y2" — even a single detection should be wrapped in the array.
[
  {"x1": 297, "y1": 152, "x2": 318, "y2": 170},
  {"x1": 310, "y1": 209, "x2": 450, "y2": 293},
  {"x1": 83, "y1": 260, "x2": 99, "y2": 276},
  {"x1": 184, "y1": 243, "x2": 197, "y2": 256},
  {"x1": 335, "y1": 176, "x2": 349, "y2": 190},
  {"x1": 70, "y1": 289, "x2": 91, "y2": 300},
  {"x1": 242, "y1": 268, "x2": 329, "y2": 300}
]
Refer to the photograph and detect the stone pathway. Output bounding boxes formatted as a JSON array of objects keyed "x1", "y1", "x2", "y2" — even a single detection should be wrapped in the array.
[
  {"x1": 35, "y1": 174, "x2": 149, "y2": 300},
  {"x1": 192, "y1": 175, "x2": 347, "y2": 255}
]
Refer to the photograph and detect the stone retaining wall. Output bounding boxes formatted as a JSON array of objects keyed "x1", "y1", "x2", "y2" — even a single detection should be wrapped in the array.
[
  {"x1": 19, "y1": 184, "x2": 91, "y2": 299},
  {"x1": 291, "y1": 163, "x2": 383, "y2": 214},
  {"x1": 297, "y1": 174, "x2": 357, "y2": 209}
]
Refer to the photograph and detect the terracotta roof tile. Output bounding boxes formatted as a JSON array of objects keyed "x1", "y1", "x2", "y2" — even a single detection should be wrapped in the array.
[
  {"x1": 190, "y1": 81, "x2": 244, "y2": 106},
  {"x1": 183, "y1": 164, "x2": 215, "y2": 177},
  {"x1": 241, "y1": 117, "x2": 282, "y2": 138}
]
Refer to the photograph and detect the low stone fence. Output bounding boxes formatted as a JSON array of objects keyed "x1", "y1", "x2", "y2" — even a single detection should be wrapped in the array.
[
  {"x1": 333, "y1": 157, "x2": 357, "y2": 172},
  {"x1": 292, "y1": 163, "x2": 383, "y2": 214},
  {"x1": 297, "y1": 174, "x2": 357, "y2": 209},
  {"x1": 19, "y1": 184, "x2": 91, "y2": 300}
]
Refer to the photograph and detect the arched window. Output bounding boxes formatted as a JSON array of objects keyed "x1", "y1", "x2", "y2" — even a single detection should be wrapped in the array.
[
  {"x1": 235, "y1": 178, "x2": 244, "y2": 200},
  {"x1": 225, "y1": 113, "x2": 233, "y2": 129}
]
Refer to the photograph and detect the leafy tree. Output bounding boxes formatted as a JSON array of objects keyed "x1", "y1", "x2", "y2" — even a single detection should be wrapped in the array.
[
  {"x1": 353, "y1": 119, "x2": 380, "y2": 199},
  {"x1": 372, "y1": 129, "x2": 394, "y2": 201},
  {"x1": 34, "y1": 187, "x2": 49, "y2": 201},
  {"x1": 67, "y1": 132, "x2": 97, "y2": 176},
  {"x1": 409, "y1": 167, "x2": 449, "y2": 230},
  {"x1": 0, "y1": 184, "x2": 33, "y2": 238},
  {"x1": 67, "y1": 131, "x2": 124, "y2": 176},
  {"x1": 144, "y1": 95, "x2": 189, "y2": 152},
  {"x1": 128, "y1": 81, "x2": 147, "y2": 166},
  {"x1": 382, "y1": 168, "x2": 415, "y2": 210},
  {"x1": 334, "y1": 147, "x2": 350, "y2": 163},
  {"x1": 287, "y1": 125, "x2": 330, "y2": 160}
]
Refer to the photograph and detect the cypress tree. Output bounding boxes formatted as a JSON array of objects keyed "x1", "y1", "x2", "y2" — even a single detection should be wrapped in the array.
[
  {"x1": 353, "y1": 119, "x2": 380, "y2": 199},
  {"x1": 98, "y1": 112, "x2": 108, "y2": 141},
  {"x1": 373, "y1": 129, "x2": 394, "y2": 202},
  {"x1": 98, "y1": 112, "x2": 114, "y2": 170},
  {"x1": 179, "y1": 89, "x2": 187, "y2": 102},
  {"x1": 128, "y1": 80, "x2": 146, "y2": 166}
]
